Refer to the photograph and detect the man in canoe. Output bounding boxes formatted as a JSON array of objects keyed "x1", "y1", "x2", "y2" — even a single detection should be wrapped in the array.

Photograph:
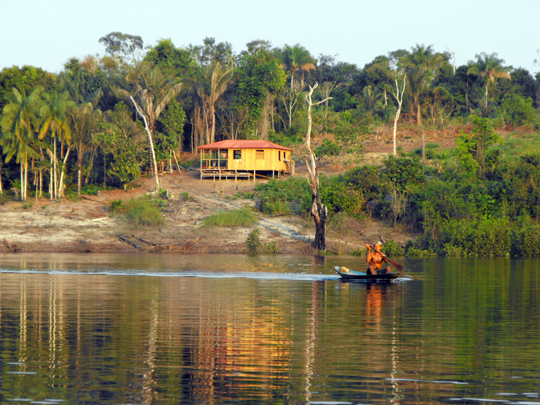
[{"x1": 365, "y1": 241, "x2": 391, "y2": 275}]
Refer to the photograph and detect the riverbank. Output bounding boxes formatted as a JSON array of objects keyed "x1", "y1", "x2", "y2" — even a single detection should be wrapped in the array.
[{"x1": 0, "y1": 155, "x2": 414, "y2": 255}]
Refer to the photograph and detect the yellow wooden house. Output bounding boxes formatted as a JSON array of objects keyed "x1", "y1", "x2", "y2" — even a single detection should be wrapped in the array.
[{"x1": 198, "y1": 140, "x2": 294, "y2": 180}]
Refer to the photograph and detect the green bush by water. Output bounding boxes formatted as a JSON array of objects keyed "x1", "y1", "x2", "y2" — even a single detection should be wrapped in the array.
[
  {"x1": 381, "y1": 240, "x2": 404, "y2": 257},
  {"x1": 109, "y1": 195, "x2": 165, "y2": 228},
  {"x1": 246, "y1": 228, "x2": 262, "y2": 255}
]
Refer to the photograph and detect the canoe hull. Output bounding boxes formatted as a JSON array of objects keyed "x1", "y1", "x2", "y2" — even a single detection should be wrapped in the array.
[{"x1": 335, "y1": 266, "x2": 399, "y2": 281}]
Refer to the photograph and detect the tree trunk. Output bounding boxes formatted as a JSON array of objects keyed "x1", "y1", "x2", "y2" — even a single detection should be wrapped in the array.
[
  {"x1": 130, "y1": 96, "x2": 160, "y2": 191},
  {"x1": 311, "y1": 192, "x2": 328, "y2": 250},
  {"x1": 0, "y1": 158, "x2": 3, "y2": 195},
  {"x1": 259, "y1": 93, "x2": 273, "y2": 140},
  {"x1": 484, "y1": 83, "x2": 489, "y2": 110},
  {"x1": 392, "y1": 75, "x2": 406, "y2": 155},
  {"x1": 421, "y1": 125, "x2": 426, "y2": 163},
  {"x1": 58, "y1": 145, "x2": 72, "y2": 197},
  {"x1": 416, "y1": 97, "x2": 422, "y2": 126},
  {"x1": 53, "y1": 134, "x2": 57, "y2": 200},
  {"x1": 20, "y1": 162, "x2": 24, "y2": 201},
  {"x1": 78, "y1": 157, "x2": 82, "y2": 197},
  {"x1": 304, "y1": 83, "x2": 332, "y2": 251},
  {"x1": 210, "y1": 103, "x2": 216, "y2": 144},
  {"x1": 77, "y1": 141, "x2": 83, "y2": 197},
  {"x1": 49, "y1": 167, "x2": 53, "y2": 200}
]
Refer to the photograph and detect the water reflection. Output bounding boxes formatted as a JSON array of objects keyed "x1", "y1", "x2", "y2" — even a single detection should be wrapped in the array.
[{"x1": 0, "y1": 254, "x2": 539, "y2": 404}]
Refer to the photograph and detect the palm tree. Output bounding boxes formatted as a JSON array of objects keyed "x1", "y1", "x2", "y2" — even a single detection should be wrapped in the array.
[
  {"x1": 39, "y1": 90, "x2": 75, "y2": 200},
  {"x1": 467, "y1": 52, "x2": 511, "y2": 112},
  {"x1": 61, "y1": 56, "x2": 104, "y2": 106},
  {"x1": 61, "y1": 58, "x2": 104, "y2": 196},
  {"x1": 116, "y1": 61, "x2": 183, "y2": 191},
  {"x1": 68, "y1": 103, "x2": 102, "y2": 196},
  {"x1": 0, "y1": 87, "x2": 43, "y2": 201},
  {"x1": 400, "y1": 45, "x2": 447, "y2": 162},
  {"x1": 401, "y1": 44, "x2": 446, "y2": 126},
  {"x1": 277, "y1": 44, "x2": 316, "y2": 90},
  {"x1": 194, "y1": 59, "x2": 234, "y2": 144}
]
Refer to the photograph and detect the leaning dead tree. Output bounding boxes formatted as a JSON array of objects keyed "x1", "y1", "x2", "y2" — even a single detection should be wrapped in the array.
[
  {"x1": 305, "y1": 83, "x2": 332, "y2": 250},
  {"x1": 391, "y1": 74, "x2": 406, "y2": 155}
]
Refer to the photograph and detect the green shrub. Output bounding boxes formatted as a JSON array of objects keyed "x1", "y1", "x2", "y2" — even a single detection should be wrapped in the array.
[
  {"x1": 501, "y1": 94, "x2": 538, "y2": 128},
  {"x1": 109, "y1": 199, "x2": 124, "y2": 214},
  {"x1": 269, "y1": 129, "x2": 303, "y2": 148},
  {"x1": 350, "y1": 247, "x2": 366, "y2": 256},
  {"x1": 382, "y1": 240, "x2": 404, "y2": 257},
  {"x1": 383, "y1": 155, "x2": 426, "y2": 193},
  {"x1": 442, "y1": 244, "x2": 463, "y2": 258},
  {"x1": 123, "y1": 196, "x2": 165, "y2": 228},
  {"x1": 256, "y1": 177, "x2": 311, "y2": 215},
  {"x1": 181, "y1": 191, "x2": 193, "y2": 201},
  {"x1": 263, "y1": 241, "x2": 279, "y2": 254},
  {"x1": 235, "y1": 191, "x2": 254, "y2": 199},
  {"x1": 319, "y1": 176, "x2": 364, "y2": 217},
  {"x1": 510, "y1": 216, "x2": 540, "y2": 257},
  {"x1": 405, "y1": 247, "x2": 437, "y2": 258},
  {"x1": 0, "y1": 193, "x2": 10, "y2": 205},
  {"x1": 261, "y1": 200, "x2": 291, "y2": 215},
  {"x1": 246, "y1": 228, "x2": 262, "y2": 255},
  {"x1": 109, "y1": 196, "x2": 164, "y2": 227},
  {"x1": 204, "y1": 208, "x2": 257, "y2": 227},
  {"x1": 315, "y1": 139, "x2": 341, "y2": 157}
]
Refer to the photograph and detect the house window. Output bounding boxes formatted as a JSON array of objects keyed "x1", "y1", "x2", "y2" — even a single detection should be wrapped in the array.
[
  {"x1": 278, "y1": 151, "x2": 281, "y2": 161},
  {"x1": 256, "y1": 150, "x2": 264, "y2": 160},
  {"x1": 233, "y1": 150, "x2": 241, "y2": 160}
]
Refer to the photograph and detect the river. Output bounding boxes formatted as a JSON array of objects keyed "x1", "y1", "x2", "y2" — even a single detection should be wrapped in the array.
[{"x1": 0, "y1": 254, "x2": 539, "y2": 404}]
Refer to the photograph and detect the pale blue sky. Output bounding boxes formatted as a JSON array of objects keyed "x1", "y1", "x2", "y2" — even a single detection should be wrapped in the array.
[{"x1": 1, "y1": 0, "x2": 539, "y2": 74}]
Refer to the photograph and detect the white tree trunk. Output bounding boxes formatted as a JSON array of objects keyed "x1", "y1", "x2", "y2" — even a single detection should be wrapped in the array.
[
  {"x1": 0, "y1": 160, "x2": 3, "y2": 195},
  {"x1": 58, "y1": 145, "x2": 72, "y2": 197},
  {"x1": 53, "y1": 134, "x2": 57, "y2": 200},
  {"x1": 391, "y1": 75, "x2": 406, "y2": 155},
  {"x1": 130, "y1": 96, "x2": 160, "y2": 191}
]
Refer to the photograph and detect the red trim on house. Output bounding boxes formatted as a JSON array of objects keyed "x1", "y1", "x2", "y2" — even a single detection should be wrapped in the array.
[{"x1": 198, "y1": 140, "x2": 292, "y2": 151}]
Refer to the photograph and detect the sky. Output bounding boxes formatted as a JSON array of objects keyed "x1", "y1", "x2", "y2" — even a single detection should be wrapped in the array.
[{"x1": 1, "y1": 0, "x2": 539, "y2": 75}]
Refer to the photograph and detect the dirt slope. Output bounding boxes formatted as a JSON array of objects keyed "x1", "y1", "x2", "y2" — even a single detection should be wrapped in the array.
[{"x1": 0, "y1": 163, "x2": 412, "y2": 255}]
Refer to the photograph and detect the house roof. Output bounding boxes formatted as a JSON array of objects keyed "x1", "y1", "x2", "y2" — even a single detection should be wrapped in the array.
[{"x1": 198, "y1": 140, "x2": 293, "y2": 151}]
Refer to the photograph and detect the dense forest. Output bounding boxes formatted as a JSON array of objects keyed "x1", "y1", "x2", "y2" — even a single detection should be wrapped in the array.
[{"x1": 2, "y1": 32, "x2": 540, "y2": 257}]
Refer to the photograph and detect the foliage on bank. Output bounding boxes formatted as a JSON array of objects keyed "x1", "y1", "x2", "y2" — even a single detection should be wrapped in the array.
[{"x1": 254, "y1": 117, "x2": 540, "y2": 258}]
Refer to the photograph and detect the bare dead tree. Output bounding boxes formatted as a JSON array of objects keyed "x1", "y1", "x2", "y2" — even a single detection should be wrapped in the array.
[
  {"x1": 281, "y1": 85, "x2": 303, "y2": 128},
  {"x1": 319, "y1": 81, "x2": 342, "y2": 131},
  {"x1": 391, "y1": 74, "x2": 406, "y2": 155},
  {"x1": 305, "y1": 83, "x2": 332, "y2": 250}
]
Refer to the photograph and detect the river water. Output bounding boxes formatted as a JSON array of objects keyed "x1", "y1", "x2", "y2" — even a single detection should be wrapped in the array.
[{"x1": 0, "y1": 254, "x2": 539, "y2": 404}]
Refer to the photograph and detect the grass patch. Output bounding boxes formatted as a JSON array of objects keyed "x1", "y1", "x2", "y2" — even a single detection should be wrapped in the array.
[
  {"x1": 109, "y1": 195, "x2": 165, "y2": 228},
  {"x1": 261, "y1": 200, "x2": 291, "y2": 215},
  {"x1": 204, "y1": 208, "x2": 257, "y2": 227}
]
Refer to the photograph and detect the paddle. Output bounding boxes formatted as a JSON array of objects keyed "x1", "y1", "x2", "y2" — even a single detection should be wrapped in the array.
[{"x1": 384, "y1": 256, "x2": 404, "y2": 272}]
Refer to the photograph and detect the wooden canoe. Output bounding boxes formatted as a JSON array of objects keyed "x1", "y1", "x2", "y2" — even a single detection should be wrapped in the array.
[{"x1": 335, "y1": 266, "x2": 399, "y2": 281}]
